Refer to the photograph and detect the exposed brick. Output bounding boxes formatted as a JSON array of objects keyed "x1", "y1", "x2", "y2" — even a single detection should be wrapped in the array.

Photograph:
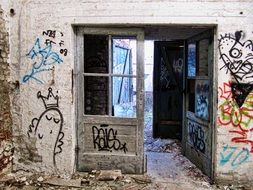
[{"x1": 0, "y1": 5, "x2": 12, "y2": 174}]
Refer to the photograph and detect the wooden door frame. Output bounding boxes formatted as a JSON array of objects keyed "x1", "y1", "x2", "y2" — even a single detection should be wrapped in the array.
[{"x1": 74, "y1": 26, "x2": 145, "y2": 173}]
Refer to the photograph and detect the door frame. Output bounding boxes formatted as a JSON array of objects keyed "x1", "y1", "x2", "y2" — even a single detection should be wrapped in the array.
[
  {"x1": 74, "y1": 27, "x2": 145, "y2": 173},
  {"x1": 182, "y1": 28, "x2": 217, "y2": 181},
  {"x1": 153, "y1": 40, "x2": 184, "y2": 139}
]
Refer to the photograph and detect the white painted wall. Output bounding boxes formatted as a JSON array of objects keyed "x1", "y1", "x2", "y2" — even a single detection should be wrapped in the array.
[{"x1": 1, "y1": 0, "x2": 253, "y2": 182}]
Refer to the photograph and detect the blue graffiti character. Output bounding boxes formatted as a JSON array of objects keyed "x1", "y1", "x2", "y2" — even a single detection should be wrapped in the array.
[{"x1": 22, "y1": 38, "x2": 63, "y2": 84}]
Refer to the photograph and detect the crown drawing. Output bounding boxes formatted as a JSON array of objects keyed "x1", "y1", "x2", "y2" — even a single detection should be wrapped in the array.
[{"x1": 37, "y1": 87, "x2": 59, "y2": 109}]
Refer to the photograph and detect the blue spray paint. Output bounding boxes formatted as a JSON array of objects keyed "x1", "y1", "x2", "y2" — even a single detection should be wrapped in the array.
[
  {"x1": 220, "y1": 145, "x2": 249, "y2": 168},
  {"x1": 22, "y1": 38, "x2": 63, "y2": 84}
]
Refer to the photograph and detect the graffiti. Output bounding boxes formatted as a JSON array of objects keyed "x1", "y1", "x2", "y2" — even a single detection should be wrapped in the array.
[
  {"x1": 195, "y1": 80, "x2": 209, "y2": 120},
  {"x1": 173, "y1": 58, "x2": 183, "y2": 73},
  {"x1": 218, "y1": 82, "x2": 253, "y2": 152},
  {"x1": 42, "y1": 30, "x2": 68, "y2": 57},
  {"x1": 27, "y1": 88, "x2": 64, "y2": 167},
  {"x1": 42, "y1": 30, "x2": 58, "y2": 38},
  {"x1": 160, "y1": 58, "x2": 174, "y2": 89},
  {"x1": 92, "y1": 124, "x2": 128, "y2": 153},
  {"x1": 231, "y1": 83, "x2": 253, "y2": 107},
  {"x1": 188, "y1": 121, "x2": 206, "y2": 153},
  {"x1": 22, "y1": 38, "x2": 63, "y2": 84},
  {"x1": 220, "y1": 145, "x2": 249, "y2": 168},
  {"x1": 218, "y1": 32, "x2": 253, "y2": 83},
  {"x1": 187, "y1": 43, "x2": 196, "y2": 77}
]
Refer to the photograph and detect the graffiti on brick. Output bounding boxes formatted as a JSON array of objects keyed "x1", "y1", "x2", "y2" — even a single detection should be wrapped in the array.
[
  {"x1": 218, "y1": 31, "x2": 253, "y2": 83},
  {"x1": 27, "y1": 88, "x2": 64, "y2": 167},
  {"x1": 220, "y1": 144, "x2": 249, "y2": 168},
  {"x1": 188, "y1": 120, "x2": 206, "y2": 153},
  {"x1": 92, "y1": 124, "x2": 128, "y2": 153}
]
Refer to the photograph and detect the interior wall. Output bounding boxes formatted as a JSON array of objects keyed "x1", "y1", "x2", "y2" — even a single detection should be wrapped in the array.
[{"x1": 2, "y1": 0, "x2": 253, "y2": 182}]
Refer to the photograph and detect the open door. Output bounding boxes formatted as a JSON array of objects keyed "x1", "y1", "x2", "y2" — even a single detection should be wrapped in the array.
[
  {"x1": 153, "y1": 41, "x2": 184, "y2": 139},
  {"x1": 183, "y1": 29, "x2": 214, "y2": 177},
  {"x1": 76, "y1": 28, "x2": 145, "y2": 173}
]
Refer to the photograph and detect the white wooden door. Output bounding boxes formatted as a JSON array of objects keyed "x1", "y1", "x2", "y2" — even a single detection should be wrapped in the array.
[{"x1": 75, "y1": 27, "x2": 145, "y2": 173}]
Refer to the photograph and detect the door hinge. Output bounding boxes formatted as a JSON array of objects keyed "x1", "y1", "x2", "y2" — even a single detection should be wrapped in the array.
[{"x1": 75, "y1": 145, "x2": 80, "y2": 153}]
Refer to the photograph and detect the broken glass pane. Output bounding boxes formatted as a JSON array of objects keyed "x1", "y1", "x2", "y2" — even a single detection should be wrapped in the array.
[
  {"x1": 112, "y1": 38, "x2": 136, "y2": 75},
  {"x1": 112, "y1": 77, "x2": 136, "y2": 117}
]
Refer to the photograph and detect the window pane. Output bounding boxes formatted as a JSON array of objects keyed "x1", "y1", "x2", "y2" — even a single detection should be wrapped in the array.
[
  {"x1": 112, "y1": 77, "x2": 136, "y2": 117},
  {"x1": 112, "y1": 38, "x2": 136, "y2": 75},
  {"x1": 84, "y1": 35, "x2": 108, "y2": 73},
  {"x1": 84, "y1": 76, "x2": 108, "y2": 115},
  {"x1": 187, "y1": 43, "x2": 196, "y2": 77}
]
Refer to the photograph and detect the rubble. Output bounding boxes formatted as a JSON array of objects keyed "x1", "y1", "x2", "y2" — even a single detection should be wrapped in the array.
[
  {"x1": 97, "y1": 170, "x2": 122, "y2": 181},
  {"x1": 131, "y1": 175, "x2": 152, "y2": 184},
  {"x1": 44, "y1": 177, "x2": 82, "y2": 188}
]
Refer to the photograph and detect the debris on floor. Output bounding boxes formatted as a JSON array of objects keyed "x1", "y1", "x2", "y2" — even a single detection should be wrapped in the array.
[{"x1": 97, "y1": 170, "x2": 122, "y2": 181}]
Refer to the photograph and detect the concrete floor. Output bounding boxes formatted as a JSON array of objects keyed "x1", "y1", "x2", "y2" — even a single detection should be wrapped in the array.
[{"x1": 143, "y1": 114, "x2": 214, "y2": 190}]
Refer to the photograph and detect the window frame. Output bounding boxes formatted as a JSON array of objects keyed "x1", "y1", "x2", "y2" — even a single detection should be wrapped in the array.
[{"x1": 76, "y1": 27, "x2": 144, "y2": 118}]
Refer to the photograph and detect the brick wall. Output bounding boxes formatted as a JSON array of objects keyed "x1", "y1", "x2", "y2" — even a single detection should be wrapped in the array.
[{"x1": 0, "y1": 5, "x2": 13, "y2": 174}]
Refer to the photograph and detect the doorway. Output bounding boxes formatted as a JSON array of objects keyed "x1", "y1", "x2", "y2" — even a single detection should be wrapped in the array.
[
  {"x1": 143, "y1": 26, "x2": 215, "y2": 180},
  {"x1": 75, "y1": 25, "x2": 216, "y2": 180}
]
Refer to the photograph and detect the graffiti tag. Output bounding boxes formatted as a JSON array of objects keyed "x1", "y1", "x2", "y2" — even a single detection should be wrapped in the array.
[
  {"x1": 92, "y1": 124, "x2": 128, "y2": 153},
  {"x1": 188, "y1": 121, "x2": 206, "y2": 153},
  {"x1": 220, "y1": 145, "x2": 249, "y2": 168},
  {"x1": 23, "y1": 38, "x2": 63, "y2": 84}
]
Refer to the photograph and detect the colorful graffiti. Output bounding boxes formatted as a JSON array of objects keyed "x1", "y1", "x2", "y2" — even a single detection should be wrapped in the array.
[
  {"x1": 220, "y1": 144, "x2": 249, "y2": 168},
  {"x1": 218, "y1": 32, "x2": 253, "y2": 168},
  {"x1": 218, "y1": 82, "x2": 253, "y2": 152},
  {"x1": 27, "y1": 88, "x2": 64, "y2": 167}
]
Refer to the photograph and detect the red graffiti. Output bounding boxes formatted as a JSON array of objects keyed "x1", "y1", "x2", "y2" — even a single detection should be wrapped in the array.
[{"x1": 218, "y1": 82, "x2": 253, "y2": 152}]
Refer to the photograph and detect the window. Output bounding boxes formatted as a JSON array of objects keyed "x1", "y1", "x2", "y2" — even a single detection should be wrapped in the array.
[
  {"x1": 186, "y1": 33, "x2": 211, "y2": 120},
  {"x1": 83, "y1": 34, "x2": 137, "y2": 118}
]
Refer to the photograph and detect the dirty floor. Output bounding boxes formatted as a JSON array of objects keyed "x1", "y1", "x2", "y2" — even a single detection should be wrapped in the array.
[{"x1": 0, "y1": 119, "x2": 251, "y2": 189}]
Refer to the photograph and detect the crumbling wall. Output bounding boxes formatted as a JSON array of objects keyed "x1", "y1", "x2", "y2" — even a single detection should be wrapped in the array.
[
  {"x1": 0, "y1": 4, "x2": 14, "y2": 174},
  {"x1": 4, "y1": 0, "x2": 253, "y2": 183}
]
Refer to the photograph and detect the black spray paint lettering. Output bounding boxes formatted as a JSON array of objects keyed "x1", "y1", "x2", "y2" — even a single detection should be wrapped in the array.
[
  {"x1": 42, "y1": 30, "x2": 68, "y2": 56},
  {"x1": 92, "y1": 124, "x2": 128, "y2": 153},
  {"x1": 188, "y1": 121, "x2": 206, "y2": 153},
  {"x1": 218, "y1": 32, "x2": 253, "y2": 83},
  {"x1": 42, "y1": 30, "x2": 56, "y2": 38},
  {"x1": 27, "y1": 88, "x2": 64, "y2": 166}
]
